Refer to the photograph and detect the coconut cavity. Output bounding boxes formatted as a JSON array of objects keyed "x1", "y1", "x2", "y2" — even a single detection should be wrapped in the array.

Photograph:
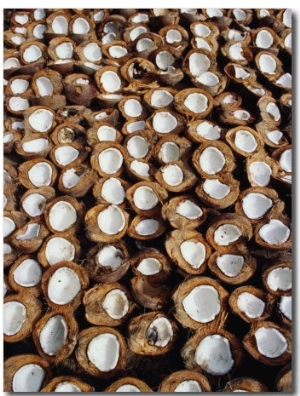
[
  {"x1": 216, "y1": 254, "x2": 245, "y2": 277},
  {"x1": 48, "y1": 267, "x2": 81, "y2": 305},
  {"x1": 55, "y1": 146, "x2": 79, "y2": 166},
  {"x1": 242, "y1": 193, "x2": 272, "y2": 219},
  {"x1": 249, "y1": 161, "x2": 272, "y2": 186},
  {"x1": 16, "y1": 223, "x2": 40, "y2": 241},
  {"x1": 98, "y1": 148, "x2": 123, "y2": 174},
  {"x1": 45, "y1": 237, "x2": 75, "y2": 266},
  {"x1": 279, "y1": 296, "x2": 292, "y2": 320},
  {"x1": 195, "y1": 335, "x2": 234, "y2": 375},
  {"x1": 161, "y1": 164, "x2": 183, "y2": 186},
  {"x1": 234, "y1": 130, "x2": 258, "y2": 153},
  {"x1": 102, "y1": 289, "x2": 129, "y2": 319},
  {"x1": 147, "y1": 317, "x2": 173, "y2": 347},
  {"x1": 87, "y1": 333, "x2": 120, "y2": 372},
  {"x1": 28, "y1": 109, "x2": 53, "y2": 132},
  {"x1": 10, "y1": 78, "x2": 29, "y2": 94},
  {"x1": 237, "y1": 292, "x2": 265, "y2": 319},
  {"x1": 196, "y1": 121, "x2": 221, "y2": 140},
  {"x1": 13, "y1": 258, "x2": 42, "y2": 287},
  {"x1": 160, "y1": 142, "x2": 180, "y2": 163},
  {"x1": 96, "y1": 245, "x2": 123, "y2": 270},
  {"x1": 189, "y1": 53, "x2": 210, "y2": 76},
  {"x1": 137, "y1": 258, "x2": 162, "y2": 275},
  {"x1": 109, "y1": 45, "x2": 128, "y2": 58},
  {"x1": 12, "y1": 364, "x2": 46, "y2": 392},
  {"x1": 254, "y1": 327, "x2": 288, "y2": 358},
  {"x1": 267, "y1": 267, "x2": 292, "y2": 292},
  {"x1": 123, "y1": 99, "x2": 143, "y2": 118},
  {"x1": 156, "y1": 51, "x2": 175, "y2": 70},
  {"x1": 98, "y1": 205, "x2": 126, "y2": 235},
  {"x1": 130, "y1": 161, "x2": 150, "y2": 177},
  {"x1": 62, "y1": 168, "x2": 84, "y2": 189},
  {"x1": 101, "y1": 178, "x2": 125, "y2": 204},
  {"x1": 184, "y1": 93, "x2": 208, "y2": 113},
  {"x1": 4, "y1": 301, "x2": 27, "y2": 335},
  {"x1": 229, "y1": 43, "x2": 246, "y2": 61},
  {"x1": 259, "y1": 54, "x2": 277, "y2": 74},
  {"x1": 54, "y1": 383, "x2": 81, "y2": 392},
  {"x1": 55, "y1": 42, "x2": 74, "y2": 59},
  {"x1": 174, "y1": 381, "x2": 202, "y2": 392},
  {"x1": 176, "y1": 200, "x2": 203, "y2": 219},
  {"x1": 183, "y1": 285, "x2": 220, "y2": 322},
  {"x1": 97, "y1": 126, "x2": 117, "y2": 141},
  {"x1": 256, "y1": 30, "x2": 273, "y2": 48},
  {"x1": 48, "y1": 201, "x2": 77, "y2": 232},
  {"x1": 153, "y1": 112, "x2": 177, "y2": 134},
  {"x1": 3, "y1": 217, "x2": 16, "y2": 238},
  {"x1": 100, "y1": 71, "x2": 121, "y2": 93},
  {"x1": 84, "y1": 42, "x2": 102, "y2": 61},
  {"x1": 166, "y1": 29, "x2": 182, "y2": 43},
  {"x1": 22, "y1": 138, "x2": 49, "y2": 153},
  {"x1": 279, "y1": 149, "x2": 292, "y2": 172},
  {"x1": 258, "y1": 219, "x2": 290, "y2": 245},
  {"x1": 214, "y1": 224, "x2": 242, "y2": 246},
  {"x1": 135, "y1": 219, "x2": 159, "y2": 236},
  {"x1": 8, "y1": 97, "x2": 29, "y2": 112},
  {"x1": 52, "y1": 16, "x2": 68, "y2": 34},
  {"x1": 127, "y1": 136, "x2": 148, "y2": 158},
  {"x1": 133, "y1": 186, "x2": 158, "y2": 210},
  {"x1": 151, "y1": 90, "x2": 173, "y2": 107},
  {"x1": 72, "y1": 17, "x2": 90, "y2": 34},
  {"x1": 116, "y1": 384, "x2": 141, "y2": 392},
  {"x1": 39, "y1": 315, "x2": 68, "y2": 355},
  {"x1": 199, "y1": 147, "x2": 226, "y2": 175},
  {"x1": 203, "y1": 179, "x2": 230, "y2": 199},
  {"x1": 180, "y1": 241, "x2": 206, "y2": 269},
  {"x1": 23, "y1": 45, "x2": 42, "y2": 63}
]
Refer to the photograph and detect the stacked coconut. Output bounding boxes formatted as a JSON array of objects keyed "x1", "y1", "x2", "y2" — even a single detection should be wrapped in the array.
[{"x1": 4, "y1": 8, "x2": 292, "y2": 393}]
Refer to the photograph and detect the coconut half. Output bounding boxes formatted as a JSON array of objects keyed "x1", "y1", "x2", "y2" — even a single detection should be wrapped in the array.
[
  {"x1": 123, "y1": 99, "x2": 143, "y2": 118},
  {"x1": 39, "y1": 315, "x2": 68, "y2": 355},
  {"x1": 152, "y1": 112, "x2": 177, "y2": 134},
  {"x1": 3, "y1": 217, "x2": 16, "y2": 238},
  {"x1": 133, "y1": 186, "x2": 158, "y2": 210},
  {"x1": 127, "y1": 136, "x2": 148, "y2": 159},
  {"x1": 237, "y1": 292, "x2": 265, "y2": 319},
  {"x1": 12, "y1": 364, "x2": 46, "y2": 392},
  {"x1": 52, "y1": 16, "x2": 68, "y2": 34},
  {"x1": 109, "y1": 45, "x2": 128, "y2": 58},
  {"x1": 199, "y1": 147, "x2": 226, "y2": 175},
  {"x1": 166, "y1": 29, "x2": 182, "y2": 43},
  {"x1": 8, "y1": 97, "x2": 29, "y2": 112},
  {"x1": 137, "y1": 258, "x2": 162, "y2": 275},
  {"x1": 160, "y1": 142, "x2": 180, "y2": 163},
  {"x1": 48, "y1": 201, "x2": 77, "y2": 232},
  {"x1": 28, "y1": 109, "x2": 54, "y2": 133},
  {"x1": 151, "y1": 90, "x2": 173, "y2": 107},
  {"x1": 10, "y1": 78, "x2": 29, "y2": 94},
  {"x1": 254, "y1": 327, "x2": 288, "y2": 358},
  {"x1": 161, "y1": 164, "x2": 184, "y2": 186},
  {"x1": 4, "y1": 301, "x2": 27, "y2": 336},
  {"x1": 242, "y1": 193, "x2": 272, "y2": 219},
  {"x1": 102, "y1": 289, "x2": 129, "y2": 319},
  {"x1": 101, "y1": 178, "x2": 125, "y2": 205},
  {"x1": 279, "y1": 296, "x2": 292, "y2": 320},
  {"x1": 180, "y1": 241, "x2": 206, "y2": 269},
  {"x1": 135, "y1": 219, "x2": 159, "y2": 236},
  {"x1": 96, "y1": 245, "x2": 123, "y2": 271},
  {"x1": 27, "y1": 162, "x2": 52, "y2": 187},
  {"x1": 234, "y1": 130, "x2": 258, "y2": 153},
  {"x1": 258, "y1": 219, "x2": 290, "y2": 245},
  {"x1": 203, "y1": 179, "x2": 230, "y2": 199},
  {"x1": 116, "y1": 384, "x2": 140, "y2": 392},
  {"x1": 48, "y1": 267, "x2": 81, "y2": 305},
  {"x1": 100, "y1": 71, "x2": 121, "y2": 93},
  {"x1": 98, "y1": 148, "x2": 123, "y2": 174},
  {"x1": 147, "y1": 317, "x2": 173, "y2": 347},
  {"x1": 87, "y1": 333, "x2": 120, "y2": 372},
  {"x1": 84, "y1": 42, "x2": 102, "y2": 61},
  {"x1": 54, "y1": 146, "x2": 79, "y2": 166},
  {"x1": 216, "y1": 254, "x2": 245, "y2": 277},
  {"x1": 256, "y1": 30, "x2": 273, "y2": 48},
  {"x1": 279, "y1": 149, "x2": 292, "y2": 173},
  {"x1": 22, "y1": 138, "x2": 49, "y2": 153},
  {"x1": 259, "y1": 54, "x2": 276, "y2": 75},
  {"x1": 97, "y1": 205, "x2": 126, "y2": 235},
  {"x1": 183, "y1": 285, "x2": 220, "y2": 323},
  {"x1": 176, "y1": 200, "x2": 203, "y2": 220},
  {"x1": 189, "y1": 53, "x2": 210, "y2": 76},
  {"x1": 196, "y1": 121, "x2": 221, "y2": 140},
  {"x1": 16, "y1": 223, "x2": 41, "y2": 240},
  {"x1": 62, "y1": 168, "x2": 84, "y2": 189},
  {"x1": 249, "y1": 161, "x2": 272, "y2": 186},
  {"x1": 174, "y1": 381, "x2": 202, "y2": 392},
  {"x1": 214, "y1": 224, "x2": 242, "y2": 246},
  {"x1": 97, "y1": 126, "x2": 117, "y2": 142},
  {"x1": 13, "y1": 258, "x2": 42, "y2": 287},
  {"x1": 130, "y1": 161, "x2": 150, "y2": 177},
  {"x1": 267, "y1": 268, "x2": 292, "y2": 292},
  {"x1": 54, "y1": 383, "x2": 82, "y2": 392},
  {"x1": 23, "y1": 45, "x2": 42, "y2": 63},
  {"x1": 184, "y1": 93, "x2": 208, "y2": 113},
  {"x1": 45, "y1": 237, "x2": 75, "y2": 266}
]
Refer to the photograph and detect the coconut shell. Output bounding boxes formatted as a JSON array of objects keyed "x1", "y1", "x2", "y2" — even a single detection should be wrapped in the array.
[
  {"x1": 130, "y1": 276, "x2": 171, "y2": 310},
  {"x1": 58, "y1": 164, "x2": 97, "y2": 198},
  {"x1": 41, "y1": 376, "x2": 94, "y2": 392},
  {"x1": 10, "y1": 219, "x2": 50, "y2": 254},
  {"x1": 262, "y1": 259, "x2": 292, "y2": 297},
  {"x1": 222, "y1": 377, "x2": 269, "y2": 392},
  {"x1": 18, "y1": 158, "x2": 58, "y2": 189},
  {"x1": 158, "y1": 370, "x2": 212, "y2": 392},
  {"x1": 105, "y1": 376, "x2": 152, "y2": 392},
  {"x1": 127, "y1": 215, "x2": 167, "y2": 241}
]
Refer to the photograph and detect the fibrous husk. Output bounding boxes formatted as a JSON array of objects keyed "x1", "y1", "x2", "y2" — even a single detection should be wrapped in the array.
[
  {"x1": 254, "y1": 215, "x2": 292, "y2": 250},
  {"x1": 261, "y1": 257, "x2": 292, "y2": 297},
  {"x1": 127, "y1": 215, "x2": 167, "y2": 240},
  {"x1": 222, "y1": 377, "x2": 269, "y2": 392},
  {"x1": 130, "y1": 276, "x2": 171, "y2": 310},
  {"x1": 10, "y1": 219, "x2": 50, "y2": 254},
  {"x1": 58, "y1": 164, "x2": 97, "y2": 198},
  {"x1": 158, "y1": 369, "x2": 212, "y2": 392},
  {"x1": 41, "y1": 376, "x2": 94, "y2": 392},
  {"x1": 104, "y1": 376, "x2": 152, "y2": 392}
]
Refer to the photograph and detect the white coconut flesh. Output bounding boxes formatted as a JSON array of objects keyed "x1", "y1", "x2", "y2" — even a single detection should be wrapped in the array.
[
  {"x1": 166, "y1": 29, "x2": 182, "y2": 43},
  {"x1": 279, "y1": 296, "x2": 292, "y2": 320},
  {"x1": 131, "y1": 160, "x2": 150, "y2": 177},
  {"x1": 28, "y1": 109, "x2": 53, "y2": 132},
  {"x1": 203, "y1": 179, "x2": 230, "y2": 199},
  {"x1": 258, "y1": 219, "x2": 290, "y2": 245},
  {"x1": 52, "y1": 16, "x2": 68, "y2": 34},
  {"x1": 156, "y1": 51, "x2": 175, "y2": 70},
  {"x1": 72, "y1": 17, "x2": 90, "y2": 34},
  {"x1": 4, "y1": 301, "x2": 27, "y2": 335},
  {"x1": 3, "y1": 217, "x2": 16, "y2": 238},
  {"x1": 46, "y1": 237, "x2": 75, "y2": 266},
  {"x1": 194, "y1": 23, "x2": 211, "y2": 37},
  {"x1": 133, "y1": 186, "x2": 158, "y2": 210},
  {"x1": 279, "y1": 149, "x2": 292, "y2": 172},
  {"x1": 39, "y1": 315, "x2": 68, "y2": 355},
  {"x1": 237, "y1": 292, "x2": 265, "y2": 319},
  {"x1": 160, "y1": 142, "x2": 180, "y2": 163},
  {"x1": 132, "y1": 13, "x2": 149, "y2": 23},
  {"x1": 10, "y1": 78, "x2": 29, "y2": 94},
  {"x1": 102, "y1": 33, "x2": 117, "y2": 45},
  {"x1": 129, "y1": 26, "x2": 148, "y2": 41},
  {"x1": 207, "y1": 8, "x2": 223, "y2": 17},
  {"x1": 33, "y1": 24, "x2": 46, "y2": 39},
  {"x1": 234, "y1": 66, "x2": 250, "y2": 80},
  {"x1": 195, "y1": 335, "x2": 234, "y2": 375},
  {"x1": 54, "y1": 59, "x2": 72, "y2": 65},
  {"x1": 56, "y1": 42, "x2": 74, "y2": 59},
  {"x1": 196, "y1": 121, "x2": 221, "y2": 140},
  {"x1": 87, "y1": 333, "x2": 120, "y2": 372},
  {"x1": 184, "y1": 93, "x2": 208, "y2": 113},
  {"x1": 12, "y1": 364, "x2": 46, "y2": 392},
  {"x1": 123, "y1": 99, "x2": 143, "y2": 118},
  {"x1": 284, "y1": 33, "x2": 292, "y2": 48},
  {"x1": 62, "y1": 168, "x2": 83, "y2": 189},
  {"x1": 102, "y1": 289, "x2": 129, "y2": 319},
  {"x1": 48, "y1": 201, "x2": 77, "y2": 232},
  {"x1": 222, "y1": 94, "x2": 237, "y2": 104},
  {"x1": 180, "y1": 240, "x2": 206, "y2": 269},
  {"x1": 255, "y1": 327, "x2": 287, "y2": 358},
  {"x1": 54, "y1": 146, "x2": 79, "y2": 166},
  {"x1": 276, "y1": 73, "x2": 292, "y2": 88},
  {"x1": 260, "y1": 9, "x2": 270, "y2": 17},
  {"x1": 175, "y1": 381, "x2": 202, "y2": 392},
  {"x1": 161, "y1": 164, "x2": 184, "y2": 186},
  {"x1": 96, "y1": 245, "x2": 123, "y2": 270},
  {"x1": 137, "y1": 258, "x2": 162, "y2": 275},
  {"x1": 153, "y1": 112, "x2": 177, "y2": 134},
  {"x1": 199, "y1": 147, "x2": 226, "y2": 175},
  {"x1": 127, "y1": 136, "x2": 148, "y2": 159},
  {"x1": 214, "y1": 224, "x2": 242, "y2": 246},
  {"x1": 98, "y1": 205, "x2": 125, "y2": 235},
  {"x1": 135, "y1": 219, "x2": 159, "y2": 236},
  {"x1": 196, "y1": 68, "x2": 219, "y2": 84},
  {"x1": 116, "y1": 385, "x2": 141, "y2": 392},
  {"x1": 283, "y1": 9, "x2": 292, "y2": 28},
  {"x1": 4, "y1": 194, "x2": 8, "y2": 208},
  {"x1": 136, "y1": 38, "x2": 155, "y2": 52},
  {"x1": 13, "y1": 258, "x2": 42, "y2": 287},
  {"x1": 16, "y1": 223, "x2": 41, "y2": 241},
  {"x1": 12, "y1": 120, "x2": 24, "y2": 130},
  {"x1": 233, "y1": 8, "x2": 247, "y2": 21},
  {"x1": 93, "y1": 10, "x2": 105, "y2": 22},
  {"x1": 23, "y1": 45, "x2": 42, "y2": 63},
  {"x1": 84, "y1": 62, "x2": 101, "y2": 70},
  {"x1": 216, "y1": 254, "x2": 245, "y2": 277},
  {"x1": 102, "y1": 94, "x2": 123, "y2": 100},
  {"x1": 183, "y1": 285, "x2": 220, "y2": 322},
  {"x1": 34, "y1": 76, "x2": 53, "y2": 96},
  {"x1": 127, "y1": 120, "x2": 146, "y2": 133},
  {"x1": 234, "y1": 110, "x2": 250, "y2": 121},
  {"x1": 101, "y1": 178, "x2": 125, "y2": 205},
  {"x1": 15, "y1": 13, "x2": 29, "y2": 24},
  {"x1": 4, "y1": 243, "x2": 12, "y2": 255},
  {"x1": 176, "y1": 200, "x2": 203, "y2": 219},
  {"x1": 48, "y1": 267, "x2": 81, "y2": 304},
  {"x1": 229, "y1": 43, "x2": 246, "y2": 61},
  {"x1": 75, "y1": 78, "x2": 89, "y2": 85},
  {"x1": 189, "y1": 53, "x2": 211, "y2": 76},
  {"x1": 267, "y1": 267, "x2": 292, "y2": 291},
  {"x1": 195, "y1": 38, "x2": 212, "y2": 51},
  {"x1": 147, "y1": 317, "x2": 173, "y2": 347},
  {"x1": 14, "y1": 27, "x2": 27, "y2": 34},
  {"x1": 8, "y1": 97, "x2": 29, "y2": 111},
  {"x1": 242, "y1": 193, "x2": 272, "y2": 219},
  {"x1": 100, "y1": 71, "x2": 121, "y2": 93},
  {"x1": 83, "y1": 42, "x2": 102, "y2": 62},
  {"x1": 266, "y1": 102, "x2": 281, "y2": 122},
  {"x1": 22, "y1": 138, "x2": 49, "y2": 153},
  {"x1": 259, "y1": 54, "x2": 277, "y2": 75},
  {"x1": 256, "y1": 30, "x2": 273, "y2": 48},
  {"x1": 109, "y1": 45, "x2": 128, "y2": 58},
  {"x1": 34, "y1": 9, "x2": 46, "y2": 20},
  {"x1": 98, "y1": 148, "x2": 123, "y2": 174},
  {"x1": 234, "y1": 130, "x2": 258, "y2": 153},
  {"x1": 28, "y1": 162, "x2": 52, "y2": 186},
  {"x1": 55, "y1": 382, "x2": 82, "y2": 392},
  {"x1": 4, "y1": 57, "x2": 20, "y2": 69},
  {"x1": 151, "y1": 90, "x2": 173, "y2": 108},
  {"x1": 267, "y1": 130, "x2": 283, "y2": 144},
  {"x1": 249, "y1": 161, "x2": 272, "y2": 186}
]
